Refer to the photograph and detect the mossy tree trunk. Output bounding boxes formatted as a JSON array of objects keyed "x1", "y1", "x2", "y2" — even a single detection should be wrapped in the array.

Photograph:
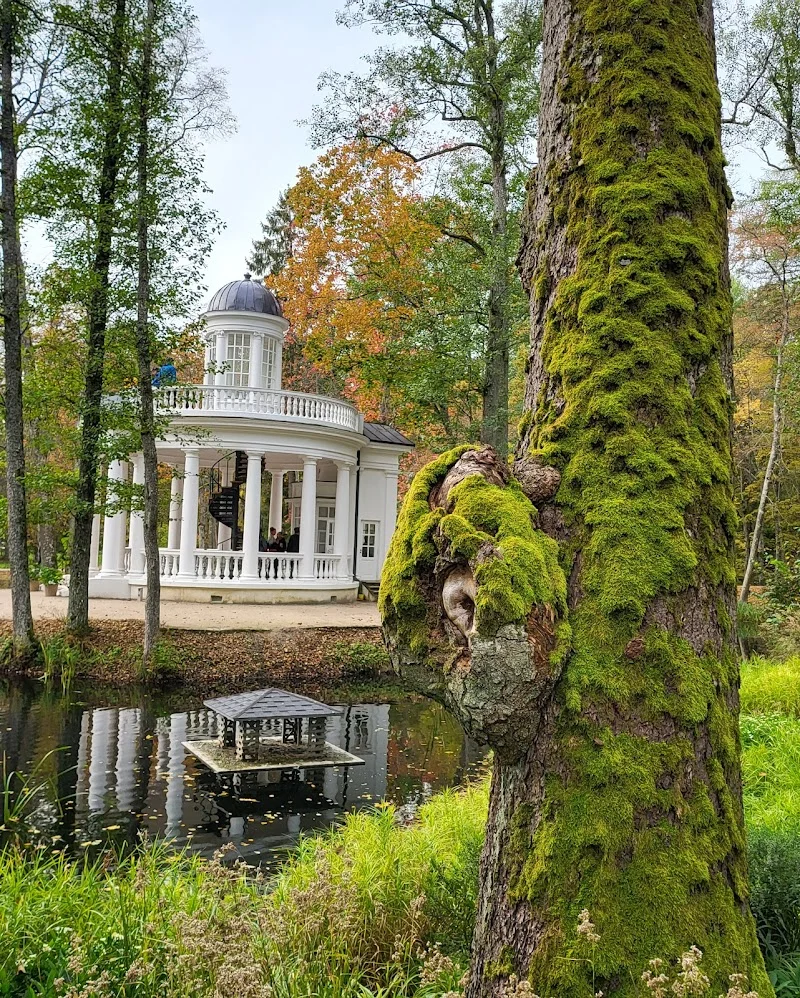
[{"x1": 381, "y1": 1, "x2": 772, "y2": 995}]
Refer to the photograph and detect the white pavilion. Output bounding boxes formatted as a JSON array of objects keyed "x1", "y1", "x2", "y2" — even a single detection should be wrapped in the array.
[{"x1": 88, "y1": 275, "x2": 413, "y2": 603}]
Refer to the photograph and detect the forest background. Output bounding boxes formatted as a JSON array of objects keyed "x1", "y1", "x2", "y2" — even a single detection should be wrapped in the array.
[{"x1": 4, "y1": 0, "x2": 800, "y2": 653}]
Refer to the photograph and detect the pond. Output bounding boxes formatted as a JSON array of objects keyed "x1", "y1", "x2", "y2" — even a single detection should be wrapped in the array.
[{"x1": 0, "y1": 678, "x2": 487, "y2": 866}]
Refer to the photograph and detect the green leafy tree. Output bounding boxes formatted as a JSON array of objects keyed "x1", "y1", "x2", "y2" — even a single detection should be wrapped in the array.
[{"x1": 307, "y1": 0, "x2": 541, "y2": 458}]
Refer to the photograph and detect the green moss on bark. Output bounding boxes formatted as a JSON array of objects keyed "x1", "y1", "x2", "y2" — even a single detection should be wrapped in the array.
[
  {"x1": 507, "y1": 0, "x2": 769, "y2": 993},
  {"x1": 380, "y1": 446, "x2": 568, "y2": 657}
]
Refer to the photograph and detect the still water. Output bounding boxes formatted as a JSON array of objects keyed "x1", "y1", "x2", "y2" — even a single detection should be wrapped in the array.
[{"x1": 0, "y1": 680, "x2": 487, "y2": 865}]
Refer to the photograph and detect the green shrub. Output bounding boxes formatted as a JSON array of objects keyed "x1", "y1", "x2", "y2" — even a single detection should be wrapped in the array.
[
  {"x1": 749, "y1": 828, "x2": 800, "y2": 957},
  {"x1": 329, "y1": 640, "x2": 390, "y2": 677}
]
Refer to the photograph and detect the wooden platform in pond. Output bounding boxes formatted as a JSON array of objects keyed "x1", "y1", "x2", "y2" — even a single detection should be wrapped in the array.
[{"x1": 183, "y1": 738, "x2": 364, "y2": 773}]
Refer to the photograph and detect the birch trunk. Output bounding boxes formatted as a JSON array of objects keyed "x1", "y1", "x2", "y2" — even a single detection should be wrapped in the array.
[{"x1": 739, "y1": 290, "x2": 788, "y2": 603}]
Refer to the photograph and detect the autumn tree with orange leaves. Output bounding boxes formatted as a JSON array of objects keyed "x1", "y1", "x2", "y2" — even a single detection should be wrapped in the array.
[{"x1": 258, "y1": 140, "x2": 497, "y2": 449}]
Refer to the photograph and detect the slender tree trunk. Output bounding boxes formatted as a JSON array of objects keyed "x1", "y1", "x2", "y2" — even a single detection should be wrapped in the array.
[
  {"x1": 482, "y1": 138, "x2": 510, "y2": 459},
  {"x1": 67, "y1": 0, "x2": 128, "y2": 635},
  {"x1": 0, "y1": 0, "x2": 35, "y2": 657},
  {"x1": 480, "y1": 7, "x2": 510, "y2": 460},
  {"x1": 740, "y1": 294, "x2": 788, "y2": 602},
  {"x1": 134, "y1": 0, "x2": 160, "y2": 665},
  {"x1": 382, "y1": 0, "x2": 771, "y2": 994}
]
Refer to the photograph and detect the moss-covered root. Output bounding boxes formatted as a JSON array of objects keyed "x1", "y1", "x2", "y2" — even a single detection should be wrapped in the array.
[{"x1": 379, "y1": 446, "x2": 569, "y2": 759}]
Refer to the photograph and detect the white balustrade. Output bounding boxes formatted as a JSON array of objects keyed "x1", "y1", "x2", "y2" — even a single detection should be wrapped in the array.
[
  {"x1": 313, "y1": 555, "x2": 340, "y2": 580},
  {"x1": 159, "y1": 550, "x2": 180, "y2": 578},
  {"x1": 123, "y1": 547, "x2": 132, "y2": 572},
  {"x1": 195, "y1": 551, "x2": 243, "y2": 582},
  {"x1": 258, "y1": 554, "x2": 302, "y2": 581},
  {"x1": 157, "y1": 385, "x2": 361, "y2": 431}
]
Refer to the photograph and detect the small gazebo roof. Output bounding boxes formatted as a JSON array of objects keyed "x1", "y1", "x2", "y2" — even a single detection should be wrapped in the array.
[{"x1": 204, "y1": 688, "x2": 340, "y2": 722}]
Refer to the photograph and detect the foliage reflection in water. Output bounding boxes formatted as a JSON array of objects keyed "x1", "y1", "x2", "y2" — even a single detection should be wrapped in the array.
[{"x1": 0, "y1": 679, "x2": 486, "y2": 864}]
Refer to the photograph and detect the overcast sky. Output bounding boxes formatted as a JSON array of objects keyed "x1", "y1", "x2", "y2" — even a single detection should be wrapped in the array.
[{"x1": 192, "y1": 1, "x2": 380, "y2": 300}]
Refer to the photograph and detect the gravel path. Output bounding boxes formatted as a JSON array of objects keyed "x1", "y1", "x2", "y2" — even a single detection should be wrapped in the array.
[{"x1": 0, "y1": 590, "x2": 381, "y2": 631}]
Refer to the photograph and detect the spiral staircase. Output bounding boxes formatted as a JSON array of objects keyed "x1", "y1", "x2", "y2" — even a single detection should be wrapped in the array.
[{"x1": 207, "y1": 451, "x2": 250, "y2": 549}]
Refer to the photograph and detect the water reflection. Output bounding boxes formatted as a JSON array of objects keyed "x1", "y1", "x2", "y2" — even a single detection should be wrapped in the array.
[{"x1": 0, "y1": 681, "x2": 486, "y2": 865}]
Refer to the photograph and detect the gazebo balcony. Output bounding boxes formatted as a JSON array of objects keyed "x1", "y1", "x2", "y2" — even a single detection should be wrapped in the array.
[
  {"x1": 157, "y1": 385, "x2": 364, "y2": 433},
  {"x1": 156, "y1": 549, "x2": 343, "y2": 584}
]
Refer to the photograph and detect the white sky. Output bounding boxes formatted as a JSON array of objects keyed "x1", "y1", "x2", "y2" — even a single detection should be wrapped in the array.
[{"x1": 193, "y1": 0, "x2": 379, "y2": 299}]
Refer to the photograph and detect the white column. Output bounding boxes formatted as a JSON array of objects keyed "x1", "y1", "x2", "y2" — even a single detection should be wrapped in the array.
[
  {"x1": 269, "y1": 471, "x2": 284, "y2": 533},
  {"x1": 89, "y1": 514, "x2": 101, "y2": 575},
  {"x1": 177, "y1": 450, "x2": 200, "y2": 581},
  {"x1": 128, "y1": 453, "x2": 145, "y2": 575},
  {"x1": 382, "y1": 471, "x2": 399, "y2": 569},
  {"x1": 250, "y1": 334, "x2": 263, "y2": 390},
  {"x1": 333, "y1": 462, "x2": 352, "y2": 579},
  {"x1": 240, "y1": 451, "x2": 263, "y2": 581},
  {"x1": 100, "y1": 460, "x2": 128, "y2": 576},
  {"x1": 299, "y1": 458, "x2": 317, "y2": 580},
  {"x1": 214, "y1": 331, "x2": 227, "y2": 387},
  {"x1": 167, "y1": 473, "x2": 182, "y2": 549}
]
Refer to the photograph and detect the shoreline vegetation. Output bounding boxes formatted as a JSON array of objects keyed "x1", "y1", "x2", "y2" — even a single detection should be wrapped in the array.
[
  {"x1": 1, "y1": 655, "x2": 800, "y2": 997},
  {"x1": 0, "y1": 621, "x2": 387, "y2": 690}
]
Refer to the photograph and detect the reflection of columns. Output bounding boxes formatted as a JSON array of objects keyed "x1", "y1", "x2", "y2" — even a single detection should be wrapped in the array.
[
  {"x1": 299, "y1": 458, "x2": 317, "y2": 579},
  {"x1": 115, "y1": 708, "x2": 139, "y2": 812},
  {"x1": 128, "y1": 454, "x2": 145, "y2": 575},
  {"x1": 100, "y1": 460, "x2": 128, "y2": 576},
  {"x1": 89, "y1": 514, "x2": 101, "y2": 575},
  {"x1": 241, "y1": 452, "x2": 263, "y2": 580},
  {"x1": 334, "y1": 462, "x2": 352, "y2": 578},
  {"x1": 214, "y1": 331, "x2": 227, "y2": 387},
  {"x1": 269, "y1": 471, "x2": 284, "y2": 532},
  {"x1": 167, "y1": 473, "x2": 182, "y2": 549},
  {"x1": 177, "y1": 450, "x2": 200, "y2": 581},
  {"x1": 250, "y1": 334, "x2": 263, "y2": 390},
  {"x1": 382, "y1": 472, "x2": 399, "y2": 566},
  {"x1": 165, "y1": 712, "x2": 186, "y2": 839},
  {"x1": 88, "y1": 708, "x2": 117, "y2": 812},
  {"x1": 75, "y1": 710, "x2": 91, "y2": 815}
]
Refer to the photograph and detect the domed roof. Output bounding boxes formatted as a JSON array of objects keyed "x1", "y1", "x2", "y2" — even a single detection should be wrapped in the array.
[{"x1": 207, "y1": 274, "x2": 282, "y2": 317}]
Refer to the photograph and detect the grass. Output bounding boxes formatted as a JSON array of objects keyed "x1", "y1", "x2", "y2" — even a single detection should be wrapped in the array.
[
  {"x1": 0, "y1": 785, "x2": 488, "y2": 998},
  {"x1": 2, "y1": 656, "x2": 800, "y2": 997},
  {"x1": 742, "y1": 656, "x2": 800, "y2": 718}
]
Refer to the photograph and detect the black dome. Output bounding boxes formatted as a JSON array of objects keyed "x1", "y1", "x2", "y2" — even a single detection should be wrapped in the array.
[{"x1": 207, "y1": 274, "x2": 282, "y2": 316}]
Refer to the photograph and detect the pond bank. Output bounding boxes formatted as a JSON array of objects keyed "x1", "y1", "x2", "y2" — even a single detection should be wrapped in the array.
[{"x1": 0, "y1": 618, "x2": 386, "y2": 689}]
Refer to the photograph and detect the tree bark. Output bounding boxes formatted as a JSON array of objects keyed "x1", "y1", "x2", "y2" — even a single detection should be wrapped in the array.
[
  {"x1": 382, "y1": 0, "x2": 771, "y2": 994},
  {"x1": 134, "y1": 0, "x2": 160, "y2": 665},
  {"x1": 740, "y1": 288, "x2": 788, "y2": 603},
  {"x1": 1, "y1": 0, "x2": 35, "y2": 657},
  {"x1": 67, "y1": 0, "x2": 128, "y2": 636}
]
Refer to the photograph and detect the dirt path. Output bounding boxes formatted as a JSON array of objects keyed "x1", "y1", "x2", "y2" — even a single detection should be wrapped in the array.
[{"x1": 0, "y1": 590, "x2": 381, "y2": 631}]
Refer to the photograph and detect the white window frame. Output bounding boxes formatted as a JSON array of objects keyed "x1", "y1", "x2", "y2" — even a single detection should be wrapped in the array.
[
  {"x1": 262, "y1": 337, "x2": 278, "y2": 389},
  {"x1": 361, "y1": 521, "x2": 378, "y2": 560},
  {"x1": 225, "y1": 332, "x2": 251, "y2": 387}
]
